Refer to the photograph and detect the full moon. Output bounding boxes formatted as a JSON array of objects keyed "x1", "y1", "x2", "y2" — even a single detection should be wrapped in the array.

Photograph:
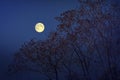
[{"x1": 35, "y1": 23, "x2": 45, "y2": 33}]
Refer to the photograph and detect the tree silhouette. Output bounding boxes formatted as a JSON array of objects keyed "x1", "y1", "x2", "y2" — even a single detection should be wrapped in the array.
[{"x1": 8, "y1": 0, "x2": 120, "y2": 80}]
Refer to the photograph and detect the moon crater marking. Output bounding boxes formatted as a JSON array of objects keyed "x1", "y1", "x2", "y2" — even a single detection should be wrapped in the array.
[{"x1": 35, "y1": 23, "x2": 45, "y2": 33}]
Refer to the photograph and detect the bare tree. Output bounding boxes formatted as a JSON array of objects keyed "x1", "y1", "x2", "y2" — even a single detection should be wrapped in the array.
[
  {"x1": 55, "y1": 0, "x2": 120, "y2": 79},
  {"x1": 9, "y1": 0, "x2": 120, "y2": 80}
]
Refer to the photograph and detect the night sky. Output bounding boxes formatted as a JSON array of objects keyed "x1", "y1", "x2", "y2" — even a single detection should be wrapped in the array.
[
  {"x1": 0, "y1": 0, "x2": 120, "y2": 80},
  {"x1": 0, "y1": 0, "x2": 78, "y2": 80}
]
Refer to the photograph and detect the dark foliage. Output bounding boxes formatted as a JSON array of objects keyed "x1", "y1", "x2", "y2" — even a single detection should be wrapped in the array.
[{"x1": 8, "y1": 0, "x2": 120, "y2": 80}]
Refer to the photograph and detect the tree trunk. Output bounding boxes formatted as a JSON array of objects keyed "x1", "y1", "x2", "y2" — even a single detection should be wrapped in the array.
[{"x1": 55, "y1": 67, "x2": 58, "y2": 80}]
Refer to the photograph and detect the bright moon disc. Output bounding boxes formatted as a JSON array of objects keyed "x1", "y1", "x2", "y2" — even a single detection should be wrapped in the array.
[{"x1": 35, "y1": 23, "x2": 45, "y2": 33}]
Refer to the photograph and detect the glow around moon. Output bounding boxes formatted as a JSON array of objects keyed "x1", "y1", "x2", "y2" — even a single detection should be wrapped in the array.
[{"x1": 35, "y1": 23, "x2": 45, "y2": 33}]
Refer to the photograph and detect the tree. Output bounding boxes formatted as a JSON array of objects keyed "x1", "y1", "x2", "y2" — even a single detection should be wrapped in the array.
[
  {"x1": 8, "y1": 0, "x2": 120, "y2": 80},
  {"x1": 56, "y1": 0, "x2": 120, "y2": 79}
]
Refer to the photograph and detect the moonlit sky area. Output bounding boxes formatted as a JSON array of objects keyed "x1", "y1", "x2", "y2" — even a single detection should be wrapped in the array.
[
  {"x1": 0, "y1": 0, "x2": 79, "y2": 80},
  {"x1": 0, "y1": 0, "x2": 78, "y2": 53},
  {"x1": 0, "y1": 0, "x2": 119, "y2": 80}
]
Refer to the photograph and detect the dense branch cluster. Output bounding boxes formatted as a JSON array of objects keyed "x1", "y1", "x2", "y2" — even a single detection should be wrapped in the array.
[{"x1": 8, "y1": 0, "x2": 120, "y2": 80}]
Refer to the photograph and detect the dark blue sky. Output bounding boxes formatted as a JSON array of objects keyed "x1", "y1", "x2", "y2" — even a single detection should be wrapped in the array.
[
  {"x1": 0, "y1": 0, "x2": 78, "y2": 53},
  {"x1": 0, "y1": 0, "x2": 119, "y2": 80},
  {"x1": 0, "y1": 0, "x2": 79, "y2": 80}
]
